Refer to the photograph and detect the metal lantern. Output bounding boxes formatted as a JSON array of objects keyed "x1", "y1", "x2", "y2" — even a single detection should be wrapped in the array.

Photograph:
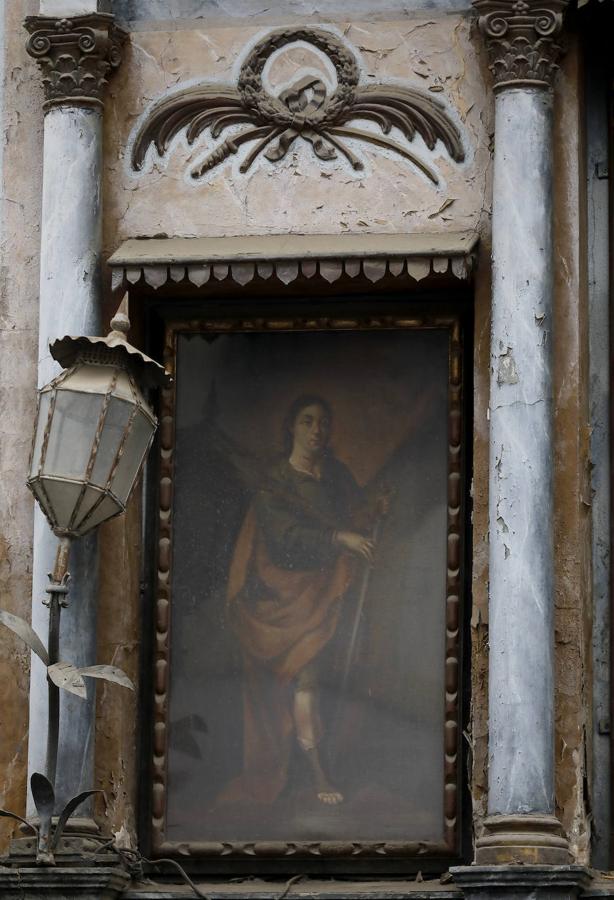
[{"x1": 27, "y1": 298, "x2": 169, "y2": 538}]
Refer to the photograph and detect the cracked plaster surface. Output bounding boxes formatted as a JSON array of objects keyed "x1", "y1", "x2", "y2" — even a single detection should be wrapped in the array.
[{"x1": 103, "y1": 17, "x2": 491, "y2": 252}]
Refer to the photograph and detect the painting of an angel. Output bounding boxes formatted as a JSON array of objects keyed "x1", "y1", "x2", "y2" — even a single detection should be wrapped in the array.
[
  {"x1": 221, "y1": 393, "x2": 391, "y2": 808},
  {"x1": 165, "y1": 325, "x2": 455, "y2": 846}
]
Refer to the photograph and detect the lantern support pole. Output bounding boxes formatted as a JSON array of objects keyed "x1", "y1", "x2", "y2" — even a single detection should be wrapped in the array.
[{"x1": 44, "y1": 536, "x2": 72, "y2": 791}]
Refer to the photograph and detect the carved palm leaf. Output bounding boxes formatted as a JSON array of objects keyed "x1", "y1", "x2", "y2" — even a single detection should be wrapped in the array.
[
  {"x1": 132, "y1": 86, "x2": 251, "y2": 170},
  {"x1": 339, "y1": 85, "x2": 465, "y2": 163}
]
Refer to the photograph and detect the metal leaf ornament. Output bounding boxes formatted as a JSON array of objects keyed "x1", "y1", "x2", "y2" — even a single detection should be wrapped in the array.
[
  {"x1": 0, "y1": 610, "x2": 134, "y2": 697},
  {"x1": 52, "y1": 789, "x2": 102, "y2": 851},
  {"x1": 47, "y1": 661, "x2": 87, "y2": 698},
  {"x1": 29, "y1": 773, "x2": 102, "y2": 863},
  {"x1": 30, "y1": 772, "x2": 55, "y2": 864},
  {"x1": 132, "y1": 27, "x2": 464, "y2": 184},
  {"x1": 0, "y1": 609, "x2": 49, "y2": 665}
]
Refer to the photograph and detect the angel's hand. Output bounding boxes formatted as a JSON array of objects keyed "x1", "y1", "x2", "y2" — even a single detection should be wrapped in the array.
[{"x1": 335, "y1": 531, "x2": 375, "y2": 564}]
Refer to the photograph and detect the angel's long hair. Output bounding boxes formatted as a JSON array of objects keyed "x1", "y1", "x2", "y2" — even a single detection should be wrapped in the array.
[{"x1": 282, "y1": 394, "x2": 333, "y2": 457}]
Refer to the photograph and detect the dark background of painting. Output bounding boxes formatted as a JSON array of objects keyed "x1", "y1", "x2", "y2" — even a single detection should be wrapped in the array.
[{"x1": 166, "y1": 328, "x2": 449, "y2": 843}]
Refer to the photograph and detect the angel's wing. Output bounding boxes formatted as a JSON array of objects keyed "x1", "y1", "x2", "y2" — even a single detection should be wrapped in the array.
[
  {"x1": 205, "y1": 418, "x2": 271, "y2": 494},
  {"x1": 362, "y1": 385, "x2": 439, "y2": 501}
]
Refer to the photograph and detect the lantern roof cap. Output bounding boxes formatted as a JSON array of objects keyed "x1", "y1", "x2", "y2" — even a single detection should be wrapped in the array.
[{"x1": 49, "y1": 294, "x2": 170, "y2": 389}]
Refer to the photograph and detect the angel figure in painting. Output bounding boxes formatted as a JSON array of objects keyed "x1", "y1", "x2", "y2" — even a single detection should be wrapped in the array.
[{"x1": 222, "y1": 395, "x2": 386, "y2": 807}]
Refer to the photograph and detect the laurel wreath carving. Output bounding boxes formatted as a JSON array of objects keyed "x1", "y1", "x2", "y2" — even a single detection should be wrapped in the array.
[{"x1": 132, "y1": 27, "x2": 465, "y2": 184}]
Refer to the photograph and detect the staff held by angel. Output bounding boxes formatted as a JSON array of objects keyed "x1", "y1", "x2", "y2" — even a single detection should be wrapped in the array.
[{"x1": 220, "y1": 394, "x2": 391, "y2": 808}]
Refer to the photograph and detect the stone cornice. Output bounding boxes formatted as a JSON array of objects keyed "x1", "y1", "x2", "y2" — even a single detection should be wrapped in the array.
[
  {"x1": 472, "y1": 0, "x2": 568, "y2": 91},
  {"x1": 24, "y1": 13, "x2": 127, "y2": 111}
]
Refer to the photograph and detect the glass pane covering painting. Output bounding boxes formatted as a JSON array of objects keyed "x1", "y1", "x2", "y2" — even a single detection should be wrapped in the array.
[{"x1": 154, "y1": 316, "x2": 464, "y2": 864}]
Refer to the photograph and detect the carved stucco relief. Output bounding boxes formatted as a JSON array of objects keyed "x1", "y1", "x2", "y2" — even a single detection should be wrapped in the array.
[{"x1": 131, "y1": 27, "x2": 465, "y2": 186}]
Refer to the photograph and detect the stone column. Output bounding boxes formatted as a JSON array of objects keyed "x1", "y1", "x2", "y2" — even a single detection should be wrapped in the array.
[
  {"x1": 24, "y1": 7, "x2": 125, "y2": 815},
  {"x1": 472, "y1": 0, "x2": 570, "y2": 866}
]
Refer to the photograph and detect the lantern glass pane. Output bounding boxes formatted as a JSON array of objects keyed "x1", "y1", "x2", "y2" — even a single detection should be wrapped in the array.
[
  {"x1": 40, "y1": 478, "x2": 84, "y2": 530},
  {"x1": 78, "y1": 493, "x2": 121, "y2": 534},
  {"x1": 90, "y1": 397, "x2": 134, "y2": 489},
  {"x1": 43, "y1": 390, "x2": 104, "y2": 481},
  {"x1": 62, "y1": 364, "x2": 116, "y2": 396},
  {"x1": 72, "y1": 483, "x2": 105, "y2": 532},
  {"x1": 30, "y1": 391, "x2": 51, "y2": 478},
  {"x1": 110, "y1": 408, "x2": 155, "y2": 503},
  {"x1": 29, "y1": 477, "x2": 54, "y2": 523},
  {"x1": 114, "y1": 368, "x2": 138, "y2": 404}
]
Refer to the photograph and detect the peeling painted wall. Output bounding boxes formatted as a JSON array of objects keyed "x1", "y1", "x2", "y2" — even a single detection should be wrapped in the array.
[
  {"x1": 0, "y1": 0, "x2": 43, "y2": 854},
  {"x1": 0, "y1": 0, "x2": 594, "y2": 870},
  {"x1": 551, "y1": 43, "x2": 592, "y2": 863}
]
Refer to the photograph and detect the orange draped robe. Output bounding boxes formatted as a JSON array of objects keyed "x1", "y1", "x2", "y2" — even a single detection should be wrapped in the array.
[{"x1": 220, "y1": 458, "x2": 358, "y2": 804}]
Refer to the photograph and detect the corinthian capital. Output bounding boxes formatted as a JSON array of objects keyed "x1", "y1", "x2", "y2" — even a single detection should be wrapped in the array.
[
  {"x1": 473, "y1": 0, "x2": 568, "y2": 91},
  {"x1": 24, "y1": 13, "x2": 127, "y2": 110}
]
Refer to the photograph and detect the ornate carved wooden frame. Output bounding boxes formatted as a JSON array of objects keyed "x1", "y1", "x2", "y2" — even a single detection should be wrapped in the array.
[{"x1": 148, "y1": 309, "x2": 466, "y2": 872}]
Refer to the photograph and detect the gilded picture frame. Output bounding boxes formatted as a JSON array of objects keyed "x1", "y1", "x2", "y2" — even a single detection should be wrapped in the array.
[{"x1": 146, "y1": 309, "x2": 467, "y2": 874}]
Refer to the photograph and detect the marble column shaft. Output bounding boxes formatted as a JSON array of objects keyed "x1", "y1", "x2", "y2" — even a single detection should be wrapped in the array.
[
  {"x1": 28, "y1": 106, "x2": 103, "y2": 815},
  {"x1": 488, "y1": 86, "x2": 555, "y2": 817},
  {"x1": 469, "y1": 0, "x2": 570, "y2": 865},
  {"x1": 24, "y1": 9, "x2": 124, "y2": 815}
]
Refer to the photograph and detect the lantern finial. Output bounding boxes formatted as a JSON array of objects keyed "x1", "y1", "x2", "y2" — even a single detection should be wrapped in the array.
[{"x1": 109, "y1": 293, "x2": 130, "y2": 341}]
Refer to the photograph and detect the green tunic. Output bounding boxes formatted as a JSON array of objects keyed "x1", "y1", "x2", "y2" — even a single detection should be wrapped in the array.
[{"x1": 254, "y1": 457, "x2": 361, "y2": 572}]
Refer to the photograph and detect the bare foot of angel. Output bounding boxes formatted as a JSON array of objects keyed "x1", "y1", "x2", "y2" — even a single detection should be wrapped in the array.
[{"x1": 305, "y1": 747, "x2": 344, "y2": 805}]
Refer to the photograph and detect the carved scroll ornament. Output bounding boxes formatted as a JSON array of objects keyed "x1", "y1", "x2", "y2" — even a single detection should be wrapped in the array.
[
  {"x1": 24, "y1": 13, "x2": 126, "y2": 110},
  {"x1": 132, "y1": 28, "x2": 465, "y2": 185},
  {"x1": 473, "y1": 0, "x2": 567, "y2": 90}
]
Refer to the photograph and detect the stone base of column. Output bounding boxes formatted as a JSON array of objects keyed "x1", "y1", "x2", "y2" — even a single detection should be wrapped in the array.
[
  {"x1": 474, "y1": 815, "x2": 572, "y2": 865},
  {"x1": 451, "y1": 864, "x2": 591, "y2": 900},
  {"x1": 0, "y1": 865, "x2": 129, "y2": 899}
]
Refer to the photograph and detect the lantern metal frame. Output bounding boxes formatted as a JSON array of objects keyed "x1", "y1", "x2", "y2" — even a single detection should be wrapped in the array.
[
  {"x1": 27, "y1": 349, "x2": 157, "y2": 538},
  {"x1": 27, "y1": 306, "x2": 168, "y2": 540}
]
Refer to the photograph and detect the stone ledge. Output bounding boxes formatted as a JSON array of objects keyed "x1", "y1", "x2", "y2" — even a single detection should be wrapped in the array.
[
  {"x1": 451, "y1": 865, "x2": 593, "y2": 894},
  {"x1": 124, "y1": 880, "x2": 461, "y2": 899},
  {"x1": 0, "y1": 864, "x2": 129, "y2": 899},
  {"x1": 581, "y1": 874, "x2": 614, "y2": 898}
]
